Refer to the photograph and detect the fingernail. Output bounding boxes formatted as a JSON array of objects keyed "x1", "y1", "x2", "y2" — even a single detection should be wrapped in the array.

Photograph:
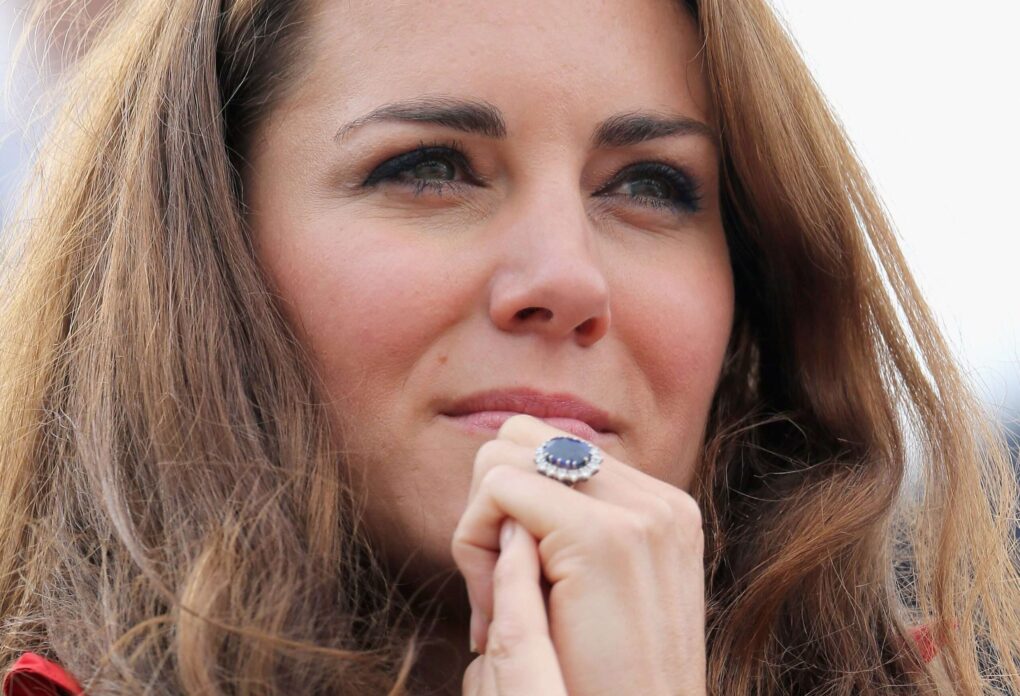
[
  {"x1": 469, "y1": 609, "x2": 486, "y2": 654},
  {"x1": 500, "y1": 519, "x2": 515, "y2": 549}
]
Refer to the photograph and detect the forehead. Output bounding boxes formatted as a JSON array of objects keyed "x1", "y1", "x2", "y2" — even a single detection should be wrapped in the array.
[{"x1": 293, "y1": 0, "x2": 712, "y2": 134}]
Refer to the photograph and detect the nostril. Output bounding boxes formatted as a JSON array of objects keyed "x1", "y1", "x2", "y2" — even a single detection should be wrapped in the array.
[
  {"x1": 516, "y1": 307, "x2": 553, "y2": 321},
  {"x1": 576, "y1": 317, "x2": 600, "y2": 336}
]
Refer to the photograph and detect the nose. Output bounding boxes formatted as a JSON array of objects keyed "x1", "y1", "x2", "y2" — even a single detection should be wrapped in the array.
[{"x1": 487, "y1": 189, "x2": 611, "y2": 347}]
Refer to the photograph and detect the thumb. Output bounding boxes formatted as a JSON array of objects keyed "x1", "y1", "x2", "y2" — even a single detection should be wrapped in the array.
[{"x1": 466, "y1": 518, "x2": 567, "y2": 695}]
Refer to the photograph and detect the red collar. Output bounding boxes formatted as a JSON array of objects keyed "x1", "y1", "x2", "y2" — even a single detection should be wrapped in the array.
[{"x1": 3, "y1": 653, "x2": 83, "y2": 696}]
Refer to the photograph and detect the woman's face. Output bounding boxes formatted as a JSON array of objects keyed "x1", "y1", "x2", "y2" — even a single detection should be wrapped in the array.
[{"x1": 245, "y1": 0, "x2": 734, "y2": 576}]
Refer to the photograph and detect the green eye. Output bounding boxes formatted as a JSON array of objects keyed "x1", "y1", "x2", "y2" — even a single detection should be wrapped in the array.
[
  {"x1": 410, "y1": 159, "x2": 456, "y2": 182},
  {"x1": 620, "y1": 178, "x2": 672, "y2": 200},
  {"x1": 597, "y1": 162, "x2": 702, "y2": 215},
  {"x1": 363, "y1": 144, "x2": 475, "y2": 196}
]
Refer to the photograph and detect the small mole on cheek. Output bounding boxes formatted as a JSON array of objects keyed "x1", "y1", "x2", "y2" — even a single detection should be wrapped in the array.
[{"x1": 438, "y1": 355, "x2": 448, "y2": 366}]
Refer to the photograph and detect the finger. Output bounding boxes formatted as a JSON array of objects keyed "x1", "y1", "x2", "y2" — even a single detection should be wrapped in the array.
[
  {"x1": 461, "y1": 655, "x2": 483, "y2": 695},
  {"x1": 483, "y1": 518, "x2": 567, "y2": 694},
  {"x1": 460, "y1": 437, "x2": 644, "y2": 631},
  {"x1": 496, "y1": 413, "x2": 701, "y2": 523},
  {"x1": 457, "y1": 418, "x2": 703, "y2": 635},
  {"x1": 464, "y1": 652, "x2": 501, "y2": 696},
  {"x1": 453, "y1": 463, "x2": 619, "y2": 627},
  {"x1": 461, "y1": 432, "x2": 628, "y2": 628},
  {"x1": 461, "y1": 653, "x2": 503, "y2": 696},
  {"x1": 467, "y1": 433, "x2": 647, "y2": 511},
  {"x1": 493, "y1": 413, "x2": 673, "y2": 499}
]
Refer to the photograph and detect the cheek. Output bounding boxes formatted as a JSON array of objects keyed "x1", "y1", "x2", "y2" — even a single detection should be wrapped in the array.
[
  {"x1": 254, "y1": 220, "x2": 469, "y2": 391},
  {"x1": 642, "y1": 279, "x2": 733, "y2": 391},
  {"x1": 612, "y1": 238, "x2": 734, "y2": 467}
]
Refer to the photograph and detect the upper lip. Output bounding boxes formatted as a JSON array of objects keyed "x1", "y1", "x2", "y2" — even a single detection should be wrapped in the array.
[{"x1": 441, "y1": 387, "x2": 616, "y2": 433}]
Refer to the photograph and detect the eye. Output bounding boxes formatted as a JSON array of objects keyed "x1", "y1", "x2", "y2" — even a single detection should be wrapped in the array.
[
  {"x1": 595, "y1": 162, "x2": 702, "y2": 215},
  {"x1": 362, "y1": 141, "x2": 477, "y2": 196}
]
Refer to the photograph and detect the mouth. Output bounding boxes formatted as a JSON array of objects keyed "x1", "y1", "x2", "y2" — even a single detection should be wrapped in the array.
[{"x1": 439, "y1": 387, "x2": 616, "y2": 442}]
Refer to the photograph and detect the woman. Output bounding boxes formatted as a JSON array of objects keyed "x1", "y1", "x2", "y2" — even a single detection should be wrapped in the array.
[{"x1": 1, "y1": 0, "x2": 1017, "y2": 694}]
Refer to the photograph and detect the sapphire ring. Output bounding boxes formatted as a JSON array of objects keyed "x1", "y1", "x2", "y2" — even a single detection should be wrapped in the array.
[{"x1": 534, "y1": 435, "x2": 603, "y2": 486}]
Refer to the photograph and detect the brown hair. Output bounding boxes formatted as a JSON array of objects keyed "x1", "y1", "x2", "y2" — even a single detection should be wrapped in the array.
[{"x1": 2, "y1": 0, "x2": 1017, "y2": 694}]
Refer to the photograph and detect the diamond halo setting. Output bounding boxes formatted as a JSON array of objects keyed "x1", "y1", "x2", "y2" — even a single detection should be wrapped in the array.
[{"x1": 534, "y1": 435, "x2": 602, "y2": 486}]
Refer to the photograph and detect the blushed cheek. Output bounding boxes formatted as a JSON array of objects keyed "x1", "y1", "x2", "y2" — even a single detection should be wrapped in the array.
[
  {"x1": 614, "y1": 253, "x2": 734, "y2": 484},
  {"x1": 256, "y1": 224, "x2": 467, "y2": 388},
  {"x1": 625, "y1": 259, "x2": 731, "y2": 381}
]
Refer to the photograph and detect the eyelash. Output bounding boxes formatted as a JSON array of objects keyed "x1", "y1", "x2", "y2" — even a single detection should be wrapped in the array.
[{"x1": 361, "y1": 139, "x2": 703, "y2": 215}]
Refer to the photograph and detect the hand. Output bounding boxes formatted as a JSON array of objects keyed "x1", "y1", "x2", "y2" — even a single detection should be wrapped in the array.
[
  {"x1": 461, "y1": 518, "x2": 568, "y2": 695},
  {"x1": 453, "y1": 414, "x2": 707, "y2": 696}
]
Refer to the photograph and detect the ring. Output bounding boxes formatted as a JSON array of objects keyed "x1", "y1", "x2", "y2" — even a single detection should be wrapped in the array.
[{"x1": 534, "y1": 435, "x2": 603, "y2": 486}]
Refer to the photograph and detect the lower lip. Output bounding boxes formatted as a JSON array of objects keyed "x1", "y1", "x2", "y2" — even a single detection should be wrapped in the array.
[{"x1": 443, "y1": 411, "x2": 606, "y2": 442}]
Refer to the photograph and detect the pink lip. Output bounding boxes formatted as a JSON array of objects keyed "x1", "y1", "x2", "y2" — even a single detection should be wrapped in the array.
[{"x1": 440, "y1": 388, "x2": 615, "y2": 440}]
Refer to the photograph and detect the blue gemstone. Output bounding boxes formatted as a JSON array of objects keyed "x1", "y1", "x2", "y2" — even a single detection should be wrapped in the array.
[{"x1": 543, "y1": 437, "x2": 591, "y2": 470}]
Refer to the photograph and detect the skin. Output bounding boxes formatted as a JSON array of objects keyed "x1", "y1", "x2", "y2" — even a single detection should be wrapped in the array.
[{"x1": 244, "y1": 0, "x2": 733, "y2": 692}]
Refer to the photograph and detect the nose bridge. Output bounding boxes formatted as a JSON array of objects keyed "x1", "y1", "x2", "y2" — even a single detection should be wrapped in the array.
[
  {"x1": 487, "y1": 181, "x2": 611, "y2": 345},
  {"x1": 513, "y1": 183, "x2": 597, "y2": 266}
]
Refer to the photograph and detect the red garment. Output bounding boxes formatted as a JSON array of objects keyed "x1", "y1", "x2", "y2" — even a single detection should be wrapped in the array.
[
  {"x1": 3, "y1": 629, "x2": 942, "y2": 694},
  {"x1": 2, "y1": 654, "x2": 83, "y2": 696},
  {"x1": 910, "y1": 624, "x2": 941, "y2": 664}
]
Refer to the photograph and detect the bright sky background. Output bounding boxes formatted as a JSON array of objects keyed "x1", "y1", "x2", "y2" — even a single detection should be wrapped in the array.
[
  {"x1": 3, "y1": 1, "x2": 1019, "y2": 417},
  {"x1": 772, "y1": 1, "x2": 1020, "y2": 417}
]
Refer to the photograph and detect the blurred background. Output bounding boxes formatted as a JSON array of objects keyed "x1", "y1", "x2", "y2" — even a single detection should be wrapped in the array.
[
  {"x1": 2, "y1": 0, "x2": 1018, "y2": 451},
  {"x1": 772, "y1": 0, "x2": 1020, "y2": 456}
]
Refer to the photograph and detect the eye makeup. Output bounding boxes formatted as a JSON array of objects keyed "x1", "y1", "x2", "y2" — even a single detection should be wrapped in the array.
[
  {"x1": 361, "y1": 139, "x2": 482, "y2": 197},
  {"x1": 359, "y1": 138, "x2": 705, "y2": 217},
  {"x1": 592, "y1": 161, "x2": 702, "y2": 215}
]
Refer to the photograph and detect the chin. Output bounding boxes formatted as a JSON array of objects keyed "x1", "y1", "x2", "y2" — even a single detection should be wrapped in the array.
[{"x1": 366, "y1": 500, "x2": 464, "y2": 588}]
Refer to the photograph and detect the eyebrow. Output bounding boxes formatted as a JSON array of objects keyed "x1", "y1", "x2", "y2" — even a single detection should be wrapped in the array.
[
  {"x1": 334, "y1": 96, "x2": 507, "y2": 142},
  {"x1": 333, "y1": 96, "x2": 716, "y2": 147},
  {"x1": 591, "y1": 111, "x2": 716, "y2": 148}
]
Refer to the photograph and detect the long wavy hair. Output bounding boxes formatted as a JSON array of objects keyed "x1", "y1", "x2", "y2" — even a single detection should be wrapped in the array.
[{"x1": 1, "y1": 0, "x2": 1017, "y2": 694}]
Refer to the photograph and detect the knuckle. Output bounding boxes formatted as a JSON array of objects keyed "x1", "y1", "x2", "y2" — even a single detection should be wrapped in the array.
[
  {"x1": 634, "y1": 511, "x2": 660, "y2": 540},
  {"x1": 672, "y1": 492, "x2": 704, "y2": 532},
  {"x1": 448, "y1": 525, "x2": 470, "y2": 562},
  {"x1": 492, "y1": 554, "x2": 517, "y2": 587},
  {"x1": 646, "y1": 495, "x2": 676, "y2": 529},
  {"x1": 613, "y1": 511, "x2": 658, "y2": 547},
  {"x1": 671, "y1": 494, "x2": 705, "y2": 554},
  {"x1": 474, "y1": 438, "x2": 509, "y2": 467},
  {"x1": 657, "y1": 487, "x2": 704, "y2": 528},
  {"x1": 478, "y1": 461, "x2": 518, "y2": 494},
  {"x1": 473, "y1": 439, "x2": 517, "y2": 479},
  {"x1": 449, "y1": 532, "x2": 477, "y2": 571},
  {"x1": 588, "y1": 492, "x2": 706, "y2": 558},
  {"x1": 486, "y1": 615, "x2": 531, "y2": 659}
]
